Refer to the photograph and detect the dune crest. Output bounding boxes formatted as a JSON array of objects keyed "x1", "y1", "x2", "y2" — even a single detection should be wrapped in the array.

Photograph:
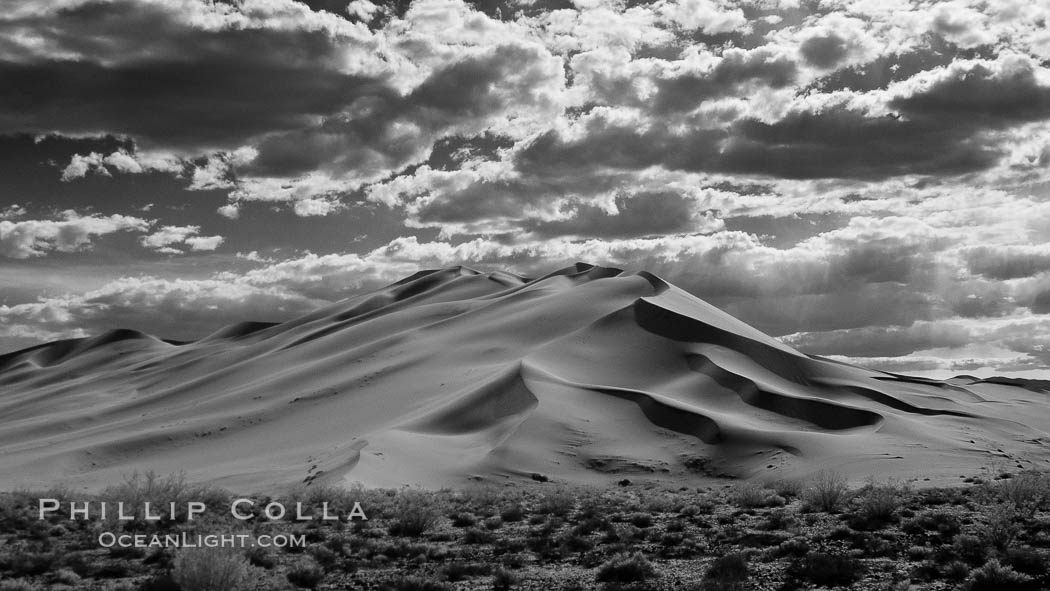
[{"x1": 1, "y1": 264, "x2": 1049, "y2": 492}]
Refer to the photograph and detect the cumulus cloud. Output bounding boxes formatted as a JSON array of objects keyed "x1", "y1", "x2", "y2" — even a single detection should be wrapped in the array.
[
  {"x1": 60, "y1": 148, "x2": 184, "y2": 181},
  {"x1": 140, "y1": 225, "x2": 224, "y2": 254},
  {"x1": 0, "y1": 211, "x2": 150, "y2": 258},
  {"x1": 0, "y1": 0, "x2": 384, "y2": 150}
]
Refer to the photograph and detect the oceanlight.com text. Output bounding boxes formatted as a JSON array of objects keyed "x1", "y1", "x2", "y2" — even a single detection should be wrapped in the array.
[{"x1": 97, "y1": 532, "x2": 306, "y2": 549}]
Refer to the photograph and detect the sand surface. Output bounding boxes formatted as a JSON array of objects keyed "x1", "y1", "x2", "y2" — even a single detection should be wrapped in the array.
[{"x1": 1, "y1": 263, "x2": 1049, "y2": 493}]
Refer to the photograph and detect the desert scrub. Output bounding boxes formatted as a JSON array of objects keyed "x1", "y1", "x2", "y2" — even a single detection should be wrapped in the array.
[
  {"x1": 731, "y1": 482, "x2": 769, "y2": 509},
  {"x1": 981, "y1": 503, "x2": 1020, "y2": 550},
  {"x1": 996, "y1": 471, "x2": 1050, "y2": 519},
  {"x1": 803, "y1": 470, "x2": 850, "y2": 512},
  {"x1": 901, "y1": 510, "x2": 961, "y2": 542},
  {"x1": 792, "y1": 552, "x2": 863, "y2": 587},
  {"x1": 492, "y1": 567, "x2": 518, "y2": 591},
  {"x1": 101, "y1": 471, "x2": 229, "y2": 523},
  {"x1": 536, "y1": 490, "x2": 575, "y2": 517},
  {"x1": 171, "y1": 546, "x2": 250, "y2": 591},
  {"x1": 388, "y1": 490, "x2": 439, "y2": 537},
  {"x1": 699, "y1": 552, "x2": 749, "y2": 591},
  {"x1": 286, "y1": 556, "x2": 326, "y2": 588},
  {"x1": 380, "y1": 577, "x2": 453, "y2": 591},
  {"x1": 964, "y1": 559, "x2": 1033, "y2": 590},
  {"x1": 595, "y1": 552, "x2": 656, "y2": 584}
]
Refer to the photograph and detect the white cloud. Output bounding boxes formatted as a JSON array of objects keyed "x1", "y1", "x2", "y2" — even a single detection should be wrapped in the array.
[
  {"x1": 217, "y1": 204, "x2": 241, "y2": 219},
  {"x1": 0, "y1": 211, "x2": 151, "y2": 258},
  {"x1": 293, "y1": 198, "x2": 343, "y2": 217},
  {"x1": 185, "y1": 235, "x2": 224, "y2": 251},
  {"x1": 61, "y1": 152, "x2": 108, "y2": 181},
  {"x1": 655, "y1": 0, "x2": 748, "y2": 34},
  {"x1": 61, "y1": 149, "x2": 184, "y2": 181},
  {"x1": 140, "y1": 225, "x2": 225, "y2": 254}
]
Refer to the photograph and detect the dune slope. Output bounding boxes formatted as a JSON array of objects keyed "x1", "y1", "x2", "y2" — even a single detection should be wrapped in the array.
[{"x1": 1, "y1": 263, "x2": 1049, "y2": 492}]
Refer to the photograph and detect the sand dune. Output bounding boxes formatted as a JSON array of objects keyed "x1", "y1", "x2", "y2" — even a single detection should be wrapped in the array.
[{"x1": 1, "y1": 263, "x2": 1049, "y2": 492}]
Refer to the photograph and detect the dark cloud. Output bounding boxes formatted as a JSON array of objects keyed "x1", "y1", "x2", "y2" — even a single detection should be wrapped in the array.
[
  {"x1": 1031, "y1": 291, "x2": 1050, "y2": 314},
  {"x1": 653, "y1": 49, "x2": 798, "y2": 113},
  {"x1": 719, "y1": 108, "x2": 1000, "y2": 178},
  {"x1": 414, "y1": 179, "x2": 547, "y2": 224},
  {"x1": 516, "y1": 119, "x2": 726, "y2": 175},
  {"x1": 426, "y1": 133, "x2": 516, "y2": 172},
  {"x1": 809, "y1": 36, "x2": 996, "y2": 93},
  {"x1": 799, "y1": 33, "x2": 848, "y2": 69},
  {"x1": 249, "y1": 44, "x2": 557, "y2": 177},
  {"x1": 889, "y1": 60, "x2": 1050, "y2": 126},
  {"x1": 944, "y1": 279, "x2": 1013, "y2": 318},
  {"x1": 723, "y1": 213, "x2": 850, "y2": 248},
  {"x1": 785, "y1": 323, "x2": 971, "y2": 357},
  {"x1": 966, "y1": 246, "x2": 1050, "y2": 280},
  {"x1": 518, "y1": 106, "x2": 998, "y2": 180},
  {"x1": 0, "y1": 1, "x2": 380, "y2": 151},
  {"x1": 523, "y1": 191, "x2": 702, "y2": 238}
]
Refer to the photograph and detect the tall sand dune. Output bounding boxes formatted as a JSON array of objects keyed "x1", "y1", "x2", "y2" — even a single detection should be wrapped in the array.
[{"x1": 1, "y1": 263, "x2": 1049, "y2": 492}]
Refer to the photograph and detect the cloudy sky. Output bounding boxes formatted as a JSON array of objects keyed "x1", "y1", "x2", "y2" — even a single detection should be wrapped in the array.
[{"x1": 2, "y1": 0, "x2": 1050, "y2": 377}]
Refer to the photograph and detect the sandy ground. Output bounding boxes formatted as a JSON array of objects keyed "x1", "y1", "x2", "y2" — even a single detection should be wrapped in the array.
[{"x1": 1, "y1": 263, "x2": 1048, "y2": 493}]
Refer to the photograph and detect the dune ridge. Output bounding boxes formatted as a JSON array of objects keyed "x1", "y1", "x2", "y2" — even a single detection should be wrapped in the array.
[{"x1": 1, "y1": 263, "x2": 1049, "y2": 492}]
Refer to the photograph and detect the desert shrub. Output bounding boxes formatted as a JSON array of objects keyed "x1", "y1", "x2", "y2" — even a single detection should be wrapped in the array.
[
  {"x1": 1004, "y1": 547, "x2": 1048, "y2": 578},
  {"x1": 901, "y1": 510, "x2": 961, "y2": 541},
  {"x1": 561, "y1": 531, "x2": 595, "y2": 553},
  {"x1": 492, "y1": 567, "x2": 518, "y2": 591},
  {"x1": 2, "y1": 550, "x2": 56, "y2": 577},
  {"x1": 595, "y1": 552, "x2": 656, "y2": 584},
  {"x1": 172, "y1": 547, "x2": 249, "y2": 591},
  {"x1": 982, "y1": 504, "x2": 1020, "y2": 550},
  {"x1": 945, "y1": 561, "x2": 972, "y2": 581},
  {"x1": 796, "y1": 553, "x2": 862, "y2": 587},
  {"x1": 804, "y1": 470, "x2": 849, "y2": 512},
  {"x1": 463, "y1": 527, "x2": 497, "y2": 544},
  {"x1": 500, "y1": 505, "x2": 525, "y2": 522},
  {"x1": 102, "y1": 471, "x2": 226, "y2": 523},
  {"x1": 537, "y1": 490, "x2": 575, "y2": 517},
  {"x1": 965, "y1": 559, "x2": 1032, "y2": 591},
  {"x1": 774, "y1": 538, "x2": 810, "y2": 558},
  {"x1": 700, "y1": 552, "x2": 748, "y2": 591},
  {"x1": 759, "y1": 509, "x2": 798, "y2": 531},
  {"x1": 849, "y1": 479, "x2": 904, "y2": 529},
  {"x1": 451, "y1": 512, "x2": 476, "y2": 527},
  {"x1": 286, "y1": 557, "x2": 326, "y2": 589},
  {"x1": 51, "y1": 567, "x2": 81, "y2": 586},
  {"x1": 769, "y1": 479, "x2": 804, "y2": 498},
  {"x1": 439, "y1": 561, "x2": 490, "y2": 581},
  {"x1": 380, "y1": 578, "x2": 453, "y2": 591},
  {"x1": 110, "y1": 544, "x2": 146, "y2": 559},
  {"x1": 245, "y1": 546, "x2": 276, "y2": 569},
  {"x1": 911, "y1": 560, "x2": 943, "y2": 582},
  {"x1": 906, "y1": 545, "x2": 930, "y2": 561},
  {"x1": 731, "y1": 482, "x2": 769, "y2": 509},
  {"x1": 144, "y1": 547, "x2": 174, "y2": 569},
  {"x1": 97, "y1": 562, "x2": 132, "y2": 578},
  {"x1": 953, "y1": 534, "x2": 990, "y2": 566},
  {"x1": 139, "y1": 573, "x2": 181, "y2": 591},
  {"x1": 388, "y1": 493, "x2": 439, "y2": 537},
  {"x1": 483, "y1": 516, "x2": 503, "y2": 530},
  {"x1": 0, "y1": 581, "x2": 37, "y2": 591},
  {"x1": 306, "y1": 544, "x2": 338, "y2": 570},
  {"x1": 997, "y1": 471, "x2": 1050, "y2": 519},
  {"x1": 628, "y1": 513, "x2": 653, "y2": 528}
]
